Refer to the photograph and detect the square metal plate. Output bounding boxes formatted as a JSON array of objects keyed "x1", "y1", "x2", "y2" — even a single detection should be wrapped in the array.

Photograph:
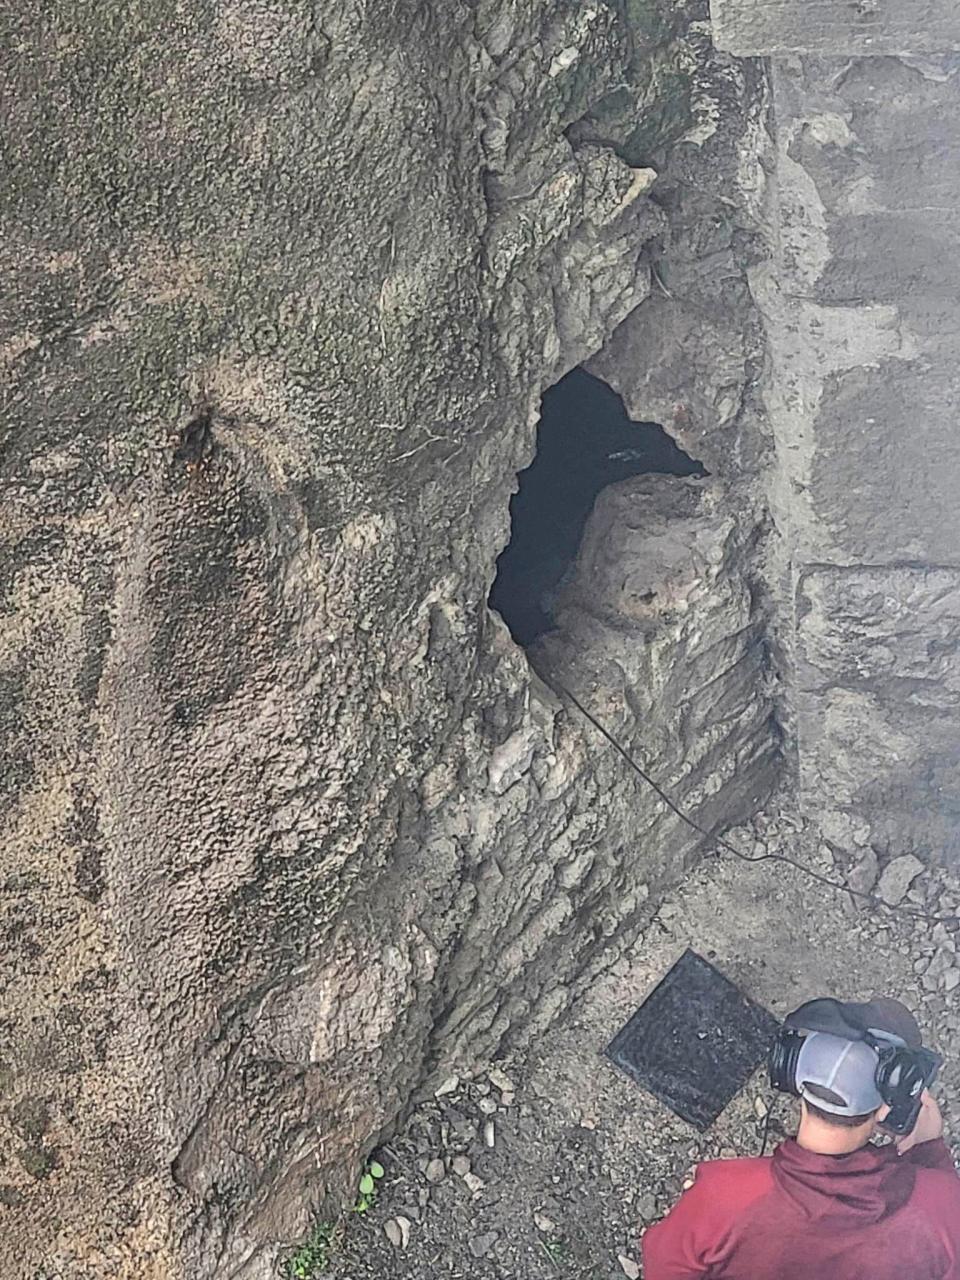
[{"x1": 605, "y1": 949, "x2": 780, "y2": 1130}]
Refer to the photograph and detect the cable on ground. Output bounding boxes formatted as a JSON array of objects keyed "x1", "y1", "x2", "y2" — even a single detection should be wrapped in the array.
[{"x1": 553, "y1": 678, "x2": 959, "y2": 928}]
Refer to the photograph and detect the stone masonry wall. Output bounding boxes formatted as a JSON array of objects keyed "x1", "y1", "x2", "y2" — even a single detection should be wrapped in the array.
[
  {"x1": 0, "y1": 3, "x2": 777, "y2": 1277},
  {"x1": 713, "y1": 1, "x2": 960, "y2": 867}
]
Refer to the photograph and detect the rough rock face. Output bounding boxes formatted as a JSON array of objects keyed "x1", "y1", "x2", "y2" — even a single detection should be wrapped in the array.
[
  {"x1": 538, "y1": 477, "x2": 778, "y2": 847},
  {"x1": 716, "y1": 5, "x2": 960, "y2": 871},
  {"x1": 0, "y1": 1, "x2": 777, "y2": 1276},
  {"x1": 712, "y1": 0, "x2": 960, "y2": 57}
]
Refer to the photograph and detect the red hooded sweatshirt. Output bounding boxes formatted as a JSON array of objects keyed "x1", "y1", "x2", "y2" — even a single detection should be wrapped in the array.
[{"x1": 643, "y1": 1138, "x2": 960, "y2": 1279}]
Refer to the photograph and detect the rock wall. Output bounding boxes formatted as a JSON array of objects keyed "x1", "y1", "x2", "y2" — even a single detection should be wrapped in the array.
[
  {"x1": 714, "y1": 2, "x2": 960, "y2": 869},
  {"x1": 0, "y1": 2, "x2": 778, "y2": 1276}
]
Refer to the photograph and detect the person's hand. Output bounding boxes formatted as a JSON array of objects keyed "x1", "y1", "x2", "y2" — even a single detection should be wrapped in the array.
[{"x1": 895, "y1": 1091, "x2": 943, "y2": 1156}]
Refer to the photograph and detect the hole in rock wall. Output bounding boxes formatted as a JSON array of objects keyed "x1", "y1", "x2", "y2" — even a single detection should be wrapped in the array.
[{"x1": 489, "y1": 367, "x2": 707, "y2": 647}]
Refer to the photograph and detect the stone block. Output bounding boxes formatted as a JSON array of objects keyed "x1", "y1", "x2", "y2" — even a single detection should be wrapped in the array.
[
  {"x1": 798, "y1": 566, "x2": 960, "y2": 707},
  {"x1": 711, "y1": 0, "x2": 960, "y2": 56},
  {"x1": 795, "y1": 566, "x2": 960, "y2": 856}
]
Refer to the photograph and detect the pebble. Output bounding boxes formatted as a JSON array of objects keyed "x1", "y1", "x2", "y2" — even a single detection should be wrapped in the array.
[
  {"x1": 534, "y1": 1210, "x2": 557, "y2": 1232},
  {"x1": 933, "y1": 923, "x2": 957, "y2": 953},
  {"x1": 425, "y1": 1158, "x2": 445, "y2": 1184},
  {"x1": 487, "y1": 1067, "x2": 514, "y2": 1093},
  {"x1": 637, "y1": 1193, "x2": 657, "y2": 1220},
  {"x1": 469, "y1": 1230, "x2": 499, "y2": 1258},
  {"x1": 942, "y1": 967, "x2": 960, "y2": 994},
  {"x1": 877, "y1": 854, "x2": 925, "y2": 906},
  {"x1": 435, "y1": 1075, "x2": 460, "y2": 1098},
  {"x1": 452, "y1": 1156, "x2": 471, "y2": 1177},
  {"x1": 463, "y1": 1172, "x2": 486, "y2": 1195},
  {"x1": 928, "y1": 951, "x2": 952, "y2": 979},
  {"x1": 484, "y1": 1119, "x2": 495, "y2": 1148},
  {"x1": 618, "y1": 1254, "x2": 641, "y2": 1279},
  {"x1": 849, "y1": 849, "x2": 880, "y2": 901},
  {"x1": 478, "y1": 1097, "x2": 498, "y2": 1116}
]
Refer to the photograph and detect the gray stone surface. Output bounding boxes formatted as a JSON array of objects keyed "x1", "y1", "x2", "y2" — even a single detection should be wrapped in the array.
[
  {"x1": 877, "y1": 853, "x2": 926, "y2": 906},
  {"x1": 711, "y1": 0, "x2": 960, "y2": 56},
  {"x1": 747, "y1": 49, "x2": 960, "y2": 866},
  {"x1": 0, "y1": 2, "x2": 776, "y2": 1277},
  {"x1": 539, "y1": 480, "x2": 778, "y2": 844}
]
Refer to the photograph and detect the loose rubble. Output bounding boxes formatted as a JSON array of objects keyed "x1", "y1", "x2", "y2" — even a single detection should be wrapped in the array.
[{"x1": 322, "y1": 806, "x2": 960, "y2": 1280}]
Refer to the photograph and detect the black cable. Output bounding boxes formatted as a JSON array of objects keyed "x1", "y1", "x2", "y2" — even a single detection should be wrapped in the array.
[
  {"x1": 758, "y1": 1104, "x2": 773, "y2": 1158},
  {"x1": 553, "y1": 679, "x2": 959, "y2": 928}
]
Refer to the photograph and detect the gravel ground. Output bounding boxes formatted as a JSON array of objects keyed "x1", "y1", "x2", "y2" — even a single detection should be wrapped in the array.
[{"x1": 285, "y1": 807, "x2": 960, "y2": 1280}]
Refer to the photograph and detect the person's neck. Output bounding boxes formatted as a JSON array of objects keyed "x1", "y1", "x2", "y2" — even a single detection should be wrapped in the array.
[{"x1": 796, "y1": 1115, "x2": 872, "y2": 1156}]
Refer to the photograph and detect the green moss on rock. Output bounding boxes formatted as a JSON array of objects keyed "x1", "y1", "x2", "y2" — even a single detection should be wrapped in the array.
[{"x1": 17, "y1": 1146, "x2": 56, "y2": 1181}]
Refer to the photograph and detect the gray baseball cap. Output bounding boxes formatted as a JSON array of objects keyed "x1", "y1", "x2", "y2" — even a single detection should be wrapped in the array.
[
  {"x1": 796, "y1": 1031, "x2": 885, "y2": 1116},
  {"x1": 786, "y1": 995, "x2": 922, "y2": 1048}
]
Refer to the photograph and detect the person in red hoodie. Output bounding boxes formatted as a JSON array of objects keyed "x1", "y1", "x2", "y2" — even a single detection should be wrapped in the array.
[{"x1": 643, "y1": 996, "x2": 960, "y2": 1279}]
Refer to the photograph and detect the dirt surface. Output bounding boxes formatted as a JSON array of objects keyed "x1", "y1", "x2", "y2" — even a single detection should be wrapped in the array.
[{"x1": 296, "y1": 806, "x2": 960, "y2": 1280}]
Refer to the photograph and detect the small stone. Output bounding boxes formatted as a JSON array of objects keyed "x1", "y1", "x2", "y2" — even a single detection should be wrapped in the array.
[
  {"x1": 637, "y1": 1193, "x2": 657, "y2": 1220},
  {"x1": 753, "y1": 1096, "x2": 768, "y2": 1118},
  {"x1": 942, "y1": 967, "x2": 960, "y2": 994},
  {"x1": 499, "y1": 1090, "x2": 516, "y2": 1108},
  {"x1": 435, "y1": 1075, "x2": 459, "y2": 1098},
  {"x1": 821, "y1": 810, "x2": 871, "y2": 850},
  {"x1": 469, "y1": 1230, "x2": 499, "y2": 1258},
  {"x1": 463, "y1": 1171, "x2": 486, "y2": 1194},
  {"x1": 580, "y1": 1114, "x2": 597, "y2": 1130},
  {"x1": 933, "y1": 923, "x2": 957, "y2": 953},
  {"x1": 928, "y1": 951, "x2": 952, "y2": 979},
  {"x1": 846, "y1": 847, "x2": 879, "y2": 900},
  {"x1": 396, "y1": 1215, "x2": 412, "y2": 1248},
  {"x1": 618, "y1": 1254, "x2": 641, "y2": 1279},
  {"x1": 384, "y1": 1220, "x2": 403, "y2": 1248},
  {"x1": 452, "y1": 1156, "x2": 471, "y2": 1177},
  {"x1": 484, "y1": 1119, "x2": 495, "y2": 1148},
  {"x1": 487, "y1": 1067, "x2": 513, "y2": 1092},
  {"x1": 877, "y1": 854, "x2": 925, "y2": 907},
  {"x1": 478, "y1": 1097, "x2": 498, "y2": 1116},
  {"x1": 425, "y1": 1158, "x2": 445, "y2": 1184},
  {"x1": 534, "y1": 1210, "x2": 557, "y2": 1233}
]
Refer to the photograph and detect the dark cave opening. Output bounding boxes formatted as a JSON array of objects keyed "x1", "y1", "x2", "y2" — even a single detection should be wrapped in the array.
[{"x1": 489, "y1": 367, "x2": 707, "y2": 647}]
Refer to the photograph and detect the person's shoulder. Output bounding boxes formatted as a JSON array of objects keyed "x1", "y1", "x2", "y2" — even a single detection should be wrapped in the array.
[
  {"x1": 693, "y1": 1155, "x2": 775, "y2": 1206},
  {"x1": 914, "y1": 1163, "x2": 960, "y2": 1206}
]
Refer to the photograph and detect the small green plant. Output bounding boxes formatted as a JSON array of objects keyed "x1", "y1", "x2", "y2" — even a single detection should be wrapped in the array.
[
  {"x1": 284, "y1": 1221, "x2": 335, "y2": 1279},
  {"x1": 540, "y1": 1236, "x2": 569, "y2": 1268},
  {"x1": 353, "y1": 1159, "x2": 385, "y2": 1214}
]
